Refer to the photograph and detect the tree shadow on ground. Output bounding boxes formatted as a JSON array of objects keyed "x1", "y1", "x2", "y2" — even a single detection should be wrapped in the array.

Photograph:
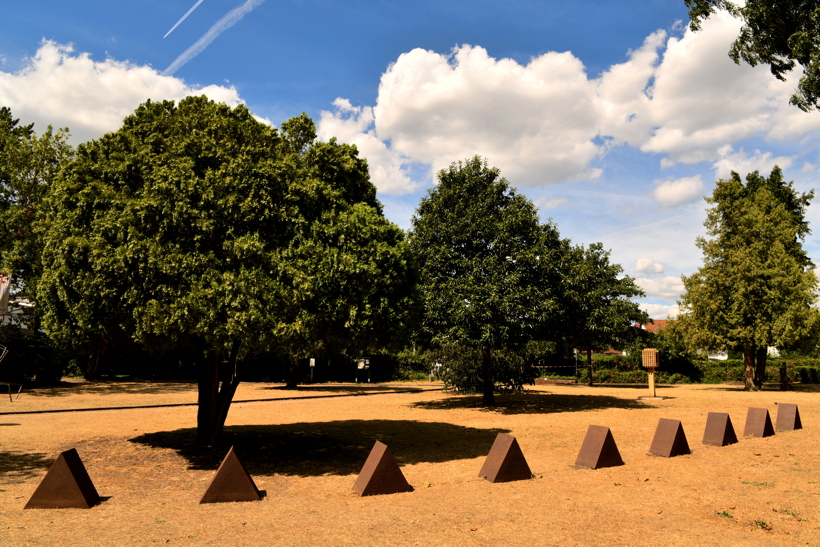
[
  {"x1": 409, "y1": 392, "x2": 651, "y2": 415},
  {"x1": 578, "y1": 384, "x2": 676, "y2": 390},
  {"x1": 130, "y1": 420, "x2": 505, "y2": 477},
  {"x1": 261, "y1": 384, "x2": 435, "y2": 394},
  {"x1": 21, "y1": 381, "x2": 198, "y2": 398},
  {"x1": 699, "y1": 383, "x2": 820, "y2": 392},
  {"x1": 0, "y1": 451, "x2": 53, "y2": 484}
]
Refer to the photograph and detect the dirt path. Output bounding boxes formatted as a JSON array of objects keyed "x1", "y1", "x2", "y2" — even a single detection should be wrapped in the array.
[{"x1": 2, "y1": 381, "x2": 819, "y2": 546}]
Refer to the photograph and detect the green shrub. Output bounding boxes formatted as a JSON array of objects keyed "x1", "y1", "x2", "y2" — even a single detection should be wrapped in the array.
[{"x1": 437, "y1": 344, "x2": 535, "y2": 394}]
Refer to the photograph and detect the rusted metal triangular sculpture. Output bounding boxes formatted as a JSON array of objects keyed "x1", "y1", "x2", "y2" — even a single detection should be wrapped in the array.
[
  {"x1": 25, "y1": 448, "x2": 100, "y2": 509},
  {"x1": 776, "y1": 403, "x2": 802, "y2": 431},
  {"x1": 478, "y1": 433, "x2": 533, "y2": 483},
  {"x1": 352, "y1": 441, "x2": 413, "y2": 496},
  {"x1": 575, "y1": 425, "x2": 624, "y2": 469},
  {"x1": 649, "y1": 418, "x2": 691, "y2": 457},
  {"x1": 200, "y1": 446, "x2": 261, "y2": 503},
  {"x1": 744, "y1": 407, "x2": 775, "y2": 438},
  {"x1": 702, "y1": 412, "x2": 738, "y2": 446}
]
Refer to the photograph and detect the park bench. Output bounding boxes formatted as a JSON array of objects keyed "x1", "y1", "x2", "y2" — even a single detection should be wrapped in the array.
[{"x1": 0, "y1": 344, "x2": 23, "y2": 402}]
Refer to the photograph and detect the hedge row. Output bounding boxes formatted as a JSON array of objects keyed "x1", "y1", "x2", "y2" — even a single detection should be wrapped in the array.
[{"x1": 575, "y1": 357, "x2": 820, "y2": 384}]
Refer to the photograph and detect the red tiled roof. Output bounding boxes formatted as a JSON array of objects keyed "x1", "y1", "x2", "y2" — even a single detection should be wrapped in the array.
[{"x1": 638, "y1": 320, "x2": 671, "y2": 334}]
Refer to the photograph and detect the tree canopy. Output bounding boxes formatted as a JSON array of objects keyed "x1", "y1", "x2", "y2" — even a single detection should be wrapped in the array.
[
  {"x1": 679, "y1": 167, "x2": 819, "y2": 390},
  {"x1": 409, "y1": 156, "x2": 562, "y2": 404},
  {"x1": 559, "y1": 242, "x2": 649, "y2": 385},
  {"x1": 38, "y1": 97, "x2": 415, "y2": 443},
  {"x1": 685, "y1": 0, "x2": 820, "y2": 111},
  {"x1": 0, "y1": 106, "x2": 73, "y2": 306}
]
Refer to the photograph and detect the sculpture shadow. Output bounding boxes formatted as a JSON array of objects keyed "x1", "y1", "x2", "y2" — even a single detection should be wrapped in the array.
[
  {"x1": 130, "y1": 419, "x2": 506, "y2": 477},
  {"x1": 0, "y1": 451, "x2": 54, "y2": 484},
  {"x1": 409, "y1": 392, "x2": 650, "y2": 415},
  {"x1": 22, "y1": 381, "x2": 198, "y2": 398}
]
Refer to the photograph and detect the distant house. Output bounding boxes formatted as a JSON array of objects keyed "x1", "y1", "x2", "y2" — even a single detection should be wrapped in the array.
[
  {"x1": 638, "y1": 319, "x2": 731, "y2": 360},
  {"x1": 638, "y1": 320, "x2": 669, "y2": 334}
]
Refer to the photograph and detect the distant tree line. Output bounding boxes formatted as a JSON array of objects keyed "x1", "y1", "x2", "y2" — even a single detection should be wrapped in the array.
[{"x1": 2, "y1": 95, "x2": 816, "y2": 443}]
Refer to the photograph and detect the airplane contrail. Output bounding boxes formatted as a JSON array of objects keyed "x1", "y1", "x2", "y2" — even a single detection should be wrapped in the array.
[
  {"x1": 164, "y1": 0, "x2": 206, "y2": 39},
  {"x1": 163, "y1": 0, "x2": 265, "y2": 76}
]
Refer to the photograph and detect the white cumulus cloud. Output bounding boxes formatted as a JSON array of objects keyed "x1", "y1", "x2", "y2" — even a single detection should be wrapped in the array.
[
  {"x1": 317, "y1": 98, "x2": 423, "y2": 195},
  {"x1": 650, "y1": 175, "x2": 704, "y2": 207},
  {"x1": 319, "y1": 10, "x2": 820, "y2": 196},
  {"x1": 635, "y1": 256, "x2": 665, "y2": 275},
  {"x1": 601, "y1": 11, "x2": 820, "y2": 167},
  {"x1": 535, "y1": 197, "x2": 572, "y2": 211},
  {"x1": 0, "y1": 41, "x2": 242, "y2": 143},
  {"x1": 711, "y1": 146, "x2": 794, "y2": 179},
  {"x1": 635, "y1": 275, "x2": 685, "y2": 301},
  {"x1": 640, "y1": 302, "x2": 680, "y2": 320},
  {"x1": 320, "y1": 44, "x2": 604, "y2": 195}
]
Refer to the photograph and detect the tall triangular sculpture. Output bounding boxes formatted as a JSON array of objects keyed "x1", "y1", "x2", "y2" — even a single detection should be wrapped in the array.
[
  {"x1": 25, "y1": 448, "x2": 101, "y2": 509},
  {"x1": 744, "y1": 407, "x2": 775, "y2": 437},
  {"x1": 200, "y1": 446, "x2": 261, "y2": 503},
  {"x1": 702, "y1": 412, "x2": 738, "y2": 446},
  {"x1": 776, "y1": 403, "x2": 802, "y2": 431},
  {"x1": 478, "y1": 433, "x2": 533, "y2": 483},
  {"x1": 575, "y1": 425, "x2": 624, "y2": 469},
  {"x1": 352, "y1": 441, "x2": 413, "y2": 496},
  {"x1": 649, "y1": 418, "x2": 691, "y2": 457}
]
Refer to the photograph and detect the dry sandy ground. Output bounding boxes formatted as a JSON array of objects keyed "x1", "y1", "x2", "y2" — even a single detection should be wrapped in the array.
[{"x1": 2, "y1": 380, "x2": 820, "y2": 546}]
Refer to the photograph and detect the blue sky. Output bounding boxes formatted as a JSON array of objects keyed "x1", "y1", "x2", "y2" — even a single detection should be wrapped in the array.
[{"x1": 2, "y1": 0, "x2": 820, "y2": 318}]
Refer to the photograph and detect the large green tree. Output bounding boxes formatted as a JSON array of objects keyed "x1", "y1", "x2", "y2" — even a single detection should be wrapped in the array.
[
  {"x1": 679, "y1": 167, "x2": 818, "y2": 390},
  {"x1": 38, "y1": 97, "x2": 415, "y2": 443},
  {"x1": 685, "y1": 0, "x2": 820, "y2": 111},
  {"x1": 409, "y1": 156, "x2": 561, "y2": 404},
  {"x1": 559, "y1": 242, "x2": 649, "y2": 385},
  {"x1": 0, "y1": 107, "x2": 73, "y2": 308}
]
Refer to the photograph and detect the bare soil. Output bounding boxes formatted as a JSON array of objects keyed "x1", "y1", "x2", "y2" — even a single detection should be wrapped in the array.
[{"x1": 2, "y1": 380, "x2": 820, "y2": 546}]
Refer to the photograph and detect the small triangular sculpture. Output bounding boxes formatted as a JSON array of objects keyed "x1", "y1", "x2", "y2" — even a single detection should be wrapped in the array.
[
  {"x1": 743, "y1": 407, "x2": 775, "y2": 438},
  {"x1": 478, "y1": 433, "x2": 533, "y2": 483},
  {"x1": 575, "y1": 425, "x2": 624, "y2": 469},
  {"x1": 200, "y1": 446, "x2": 261, "y2": 503},
  {"x1": 702, "y1": 412, "x2": 738, "y2": 446},
  {"x1": 352, "y1": 441, "x2": 413, "y2": 496},
  {"x1": 25, "y1": 448, "x2": 100, "y2": 509},
  {"x1": 776, "y1": 403, "x2": 802, "y2": 431},
  {"x1": 649, "y1": 418, "x2": 691, "y2": 457}
]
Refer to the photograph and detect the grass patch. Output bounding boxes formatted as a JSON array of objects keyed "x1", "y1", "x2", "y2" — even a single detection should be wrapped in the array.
[{"x1": 741, "y1": 480, "x2": 775, "y2": 488}]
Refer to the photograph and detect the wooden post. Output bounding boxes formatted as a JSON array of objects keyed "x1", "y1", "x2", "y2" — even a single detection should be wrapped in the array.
[{"x1": 639, "y1": 349, "x2": 664, "y2": 400}]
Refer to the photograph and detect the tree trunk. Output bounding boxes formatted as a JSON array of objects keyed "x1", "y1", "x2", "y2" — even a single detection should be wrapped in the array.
[
  {"x1": 779, "y1": 364, "x2": 792, "y2": 391},
  {"x1": 482, "y1": 346, "x2": 495, "y2": 405},
  {"x1": 196, "y1": 340, "x2": 244, "y2": 445},
  {"x1": 587, "y1": 349, "x2": 593, "y2": 386},
  {"x1": 742, "y1": 344, "x2": 757, "y2": 391},
  {"x1": 84, "y1": 339, "x2": 108, "y2": 379},
  {"x1": 754, "y1": 346, "x2": 767, "y2": 389},
  {"x1": 285, "y1": 356, "x2": 300, "y2": 389}
]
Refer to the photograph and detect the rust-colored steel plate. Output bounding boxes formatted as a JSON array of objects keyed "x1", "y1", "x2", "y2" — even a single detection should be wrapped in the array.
[
  {"x1": 574, "y1": 425, "x2": 624, "y2": 469},
  {"x1": 649, "y1": 418, "x2": 691, "y2": 457},
  {"x1": 743, "y1": 407, "x2": 775, "y2": 438},
  {"x1": 200, "y1": 446, "x2": 261, "y2": 504},
  {"x1": 775, "y1": 403, "x2": 802, "y2": 432},
  {"x1": 478, "y1": 433, "x2": 533, "y2": 483},
  {"x1": 352, "y1": 441, "x2": 413, "y2": 496},
  {"x1": 702, "y1": 412, "x2": 738, "y2": 446},
  {"x1": 25, "y1": 448, "x2": 101, "y2": 509}
]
